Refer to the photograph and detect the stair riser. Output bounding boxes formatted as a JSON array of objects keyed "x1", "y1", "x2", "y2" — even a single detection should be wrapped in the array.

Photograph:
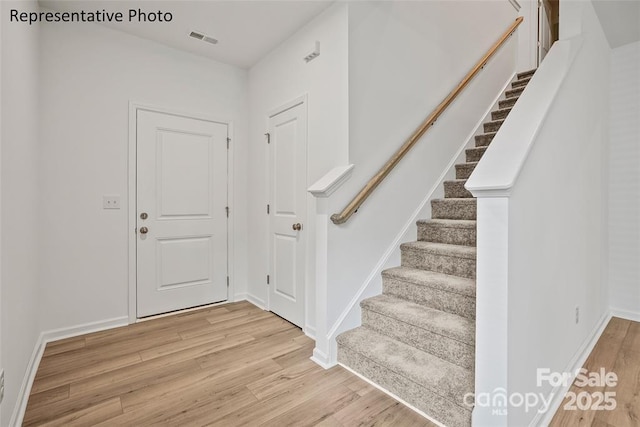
[
  {"x1": 444, "y1": 181, "x2": 473, "y2": 199},
  {"x1": 475, "y1": 133, "x2": 495, "y2": 147},
  {"x1": 401, "y1": 246, "x2": 476, "y2": 279},
  {"x1": 418, "y1": 222, "x2": 476, "y2": 246},
  {"x1": 362, "y1": 309, "x2": 474, "y2": 370},
  {"x1": 383, "y1": 275, "x2": 476, "y2": 319},
  {"x1": 491, "y1": 108, "x2": 511, "y2": 121},
  {"x1": 505, "y1": 87, "x2": 524, "y2": 98},
  {"x1": 431, "y1": 200, "x2": 476, "y2": 220},
  {"x1": 499, "y1": 97, "x2": 518, "y2": 109},
  {"x1": 456, "y1": 163, "x2": 476, "y2": 179},
  {"x1": 483, "y1": 121, "x2": 503, "y2": 133},
  {"x1": 338, "y1": 346, "x2": 472, "y2": 427},
  {"x1": 466, "y1": 147, "x2": 487, "y2": 163}
]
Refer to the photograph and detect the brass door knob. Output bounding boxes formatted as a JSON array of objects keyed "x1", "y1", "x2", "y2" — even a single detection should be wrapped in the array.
[
  {"x1": 292, "y1": 223, "x2": 302, "y2": 231},
  {"x1": 139, "y1": 227, "x2": 149, "y2": 234}
]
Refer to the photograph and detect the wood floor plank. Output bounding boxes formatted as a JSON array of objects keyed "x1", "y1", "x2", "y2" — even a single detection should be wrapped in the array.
[
  {"x1": 42, "y1": 337, "x2": 86, "y2": 358},
  {"x1": 594, "y1": 347, "x2": 640, "y2": 427},
  {"x1": 23, "y1": 301, "x2": 441, "y2": 426},
  {"x1": 37, "y1": 397, "x2": 123, "y2": 427},
  {"x1": 261, "y1": 384, "x2": 360, "y2": 427}
]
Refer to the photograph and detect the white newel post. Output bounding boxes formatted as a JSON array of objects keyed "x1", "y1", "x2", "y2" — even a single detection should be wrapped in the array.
[
  {"x1": 308, "y1": 165, "x2": 354, "y2": 369},
  {"x1": 471, "y1": 195, "x2": 510, "y2": 426}
]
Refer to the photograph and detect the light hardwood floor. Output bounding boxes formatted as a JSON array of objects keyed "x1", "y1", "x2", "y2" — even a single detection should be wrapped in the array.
[
  {"x1": 551, "y1": 317, "x2": 640, "y2": 427},
  {"x1": 24, "y1": 301, "x2": 435, "y2": 426}
]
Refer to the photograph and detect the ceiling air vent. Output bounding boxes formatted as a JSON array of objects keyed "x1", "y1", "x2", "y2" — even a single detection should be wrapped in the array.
[{"x1": 189, "y1": 31, "x2": 218, "y2": 45}]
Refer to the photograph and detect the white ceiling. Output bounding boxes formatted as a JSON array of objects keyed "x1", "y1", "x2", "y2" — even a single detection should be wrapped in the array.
[
  {"x1": 592, "y1": 0, "x2": 640, "y2": 48},
  {"x1": 39, "y1": 0, "x2": 334, "y2": 68}
]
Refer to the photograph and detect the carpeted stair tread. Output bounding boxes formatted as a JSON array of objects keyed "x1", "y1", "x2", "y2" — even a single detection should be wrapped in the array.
[
  {"x1": 444, "y1": 179, "x2": 473, "y2": 198},
  {"x1": 499, "y1": 96, "x2": 518, "y2": 109},
  {"x1": 466, "y1": 146, "x2": 488, "y2": 162},
  {"x1": 336, "y1": 327, "x2": 474, "y2": 403},
  {"x1": 431, "y1": 198, "x2": 476, "y2": 220},
  {"x1": 517, "y1": 68, "x2": 536, "y2": 79},
  {"x1": 417, "y1": 218, "x2": 476, "y2": 246},
  {"x1": 483, "y1": 119, "x2": 504, "y2": 133},
  {"x1": 401, "y1": 241, "x2": 476, "y2": 259},
  {"x1": 505, "y1": 86, "x2": 525, "y2": 98},
  {"x1": 382, "y1": 266, "x2": 476, "y2": 320},
  {"x1": 383, "y1": 266, "x2": 476, "y2": 298},
  {"x1": 475, "y1": 133, "x2": 496, "y2": 147},
  {"x1": 491, "y1": 107, "x2": 512, "y2": 121},
  {"x1": 512, "y1": 77, "x2": 531, "y2": 88},
  {"x1": 401, "y1": 241, "x2": 476, "y2": 279},
  {"x1": 362, "y1": 295, "x2": 475, "y2": 345},
  {"x1": 455, "y1": 162, "x2": 477, "y2": 179}
]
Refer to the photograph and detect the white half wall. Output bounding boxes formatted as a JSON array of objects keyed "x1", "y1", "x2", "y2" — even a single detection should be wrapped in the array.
[
  {"x1": 247, "y1": 3, "x2": 350, "y2": 334},
  {"x1": 609, "y1": 40, "x2": 640, "y2": 318},
  {"x1": 1, "y1": 1, "x2": 41, "y2": 424},
  {"x1": 38, "y1": 18, "x2": 248, "y2": 331}
]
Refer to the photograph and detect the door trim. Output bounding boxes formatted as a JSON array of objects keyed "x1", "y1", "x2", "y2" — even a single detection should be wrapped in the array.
[
  {"x1": 127, "y1": 102, "x2": 235, "y2": 324},
  {"x1": 265, "y1": 94, "x2": 308, "y2": 326}
]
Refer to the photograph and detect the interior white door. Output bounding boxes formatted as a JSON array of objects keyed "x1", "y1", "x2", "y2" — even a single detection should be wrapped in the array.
[
  {"x1": 538, "y1": 0, "x2": 553, "y2": 64},
  {"x1": 268, "y1": 100, "x2": 307, "y2": 328},
  {"x1": 136, "y1": 110, "x2": 228, "y2": 318}
]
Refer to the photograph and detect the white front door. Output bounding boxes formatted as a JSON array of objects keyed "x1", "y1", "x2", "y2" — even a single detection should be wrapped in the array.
[
  {"x1": 268, "y1": 99, "x2": 307, "y2": 328},
  {"x1": 136, "y1": 110, "x2": 228, "y2": 318}
]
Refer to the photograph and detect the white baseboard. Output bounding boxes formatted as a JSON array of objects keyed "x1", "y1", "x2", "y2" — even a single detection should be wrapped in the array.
[
  {"x1": 610, "y1": 307, "x2": 640, "y2": 322},
  {"x1": 9, "y1": 316, "x2": 128, "y2": 427},
  {"x1": 311, "y1": 347, "x2": 333, "y2": 370},
  {"x1": 304, "y1": 325, "x2": 316, "y2": 340},
  {"x1": 532, "y1": 311, "x2": 612, "y2": 427},
  {"x1": 245, "y1": 293, "x2": 266, "y2": 310}
]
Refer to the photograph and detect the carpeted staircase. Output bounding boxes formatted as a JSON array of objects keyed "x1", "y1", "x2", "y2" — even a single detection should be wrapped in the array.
[{"x1": 336, "y1": 68, "x2": 536, "y2": 427}]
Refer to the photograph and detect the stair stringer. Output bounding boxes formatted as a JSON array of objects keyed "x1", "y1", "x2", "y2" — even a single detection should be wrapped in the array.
[{"x1": 323, "y1": 72, "x2": 517, "y2": 367}]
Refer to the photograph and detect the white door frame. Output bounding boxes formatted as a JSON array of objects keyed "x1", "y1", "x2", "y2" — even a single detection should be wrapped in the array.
[
  {"x1": 265, "y1": 94, "x2": 309, "y2": 329},
  {"x1": 127, "y1": 102, "x2": 235, "y2": 323}
]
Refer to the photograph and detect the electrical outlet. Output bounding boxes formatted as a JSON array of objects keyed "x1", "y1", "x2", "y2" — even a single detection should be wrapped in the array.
[
  {"x1": 1, "y1": 369, "x2": 5, "y2": 404},
  {"x1": 575, "y1": 306, "x2": 580, "y2": 324},
  {"x1": 103, "y1": 195, "x2": 121, "y2": 210}
]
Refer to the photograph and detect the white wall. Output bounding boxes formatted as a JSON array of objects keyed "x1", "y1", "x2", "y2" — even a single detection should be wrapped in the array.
[
  {"x1": 38, "y1": 19, "x2": 248, "y2": 331},
  {"x1": 1, "y1": 1, "x2": 41, "y2": 424},
  {"x1": 246, "y1": 3, "x2": 350, "y2": 334},
  {"x1": 324, "y1": 0, "x2": 517, "y2": 345},
  {"x1": 609, "y1": 40, "x2": 640, "y2": 318}
]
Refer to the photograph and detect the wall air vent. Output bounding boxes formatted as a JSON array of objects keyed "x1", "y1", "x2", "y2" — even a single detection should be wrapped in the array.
[{"x1": 189, "y1": 31, "x2": 218, "y2": 45}]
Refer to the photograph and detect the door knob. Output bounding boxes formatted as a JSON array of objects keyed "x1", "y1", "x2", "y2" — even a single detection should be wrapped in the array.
[
  {"x1": 292, "y1": 223, "x2": 302, "y2": 231},
  {"x1": 140, "y1": 212, "x2": 148, "y2": 220},
  {"x1": 139, "y1": 227, "x2": 149, "y2": 234}
]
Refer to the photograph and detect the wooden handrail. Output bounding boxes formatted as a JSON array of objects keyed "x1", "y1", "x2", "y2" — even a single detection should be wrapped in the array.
[{"x1": 330, "y1": 17, "x2": 524, "y2": 225}]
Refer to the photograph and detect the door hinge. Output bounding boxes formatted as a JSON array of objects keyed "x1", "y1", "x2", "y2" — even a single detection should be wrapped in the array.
[
  {"x1": 267, "y1": 204, "x2": 270, "y2": 214},
  {"x1": 227, "y1": 276, "x2": 229, "y2": 287},
  {"x1": 225, "y1": 206, "x2": 230, "y2": 218},
  {"x1": 227, "y1": 137, "x2": 230, "y2": 149},
  {"x1": 267, "y1": 274, "x2": 270, "y2": 285},
  {"x1": 265, "y1": 132, "x2": 270, "y2": 144}
]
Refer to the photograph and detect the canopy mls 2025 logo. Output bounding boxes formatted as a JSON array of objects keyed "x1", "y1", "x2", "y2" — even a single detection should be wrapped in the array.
[{"x1": 10, "y1": 8, "x2": 173, "y2": 25}]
